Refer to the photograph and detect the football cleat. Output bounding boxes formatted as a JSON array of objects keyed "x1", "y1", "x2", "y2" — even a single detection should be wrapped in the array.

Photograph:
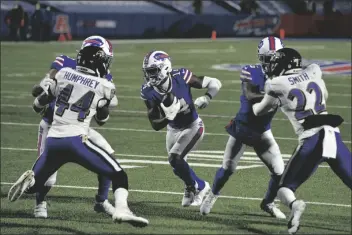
[
  {"x1": 260, "y1": 199, "x2": 286, "y2": 219},
  {"x1": 288, "y1": 200, "x2": 306, "y2": 234},
  {"x1": 182, "y1": 185, "x2": 196, "y2": 207},
  {"x1": 94, "y1": 200, "x2": 115, "y2": 216},
  {"x1": 112, "y1": 206, "x2": 149, "y2": 227},
  {"x1": 191, "y1": 181, "x2": 211, "y2": 206},
  {"x1": 34, "y1": 201, "x2": 48, "y2": 218},
  {"x1": 8, "y1": 170, "x2": 35, "y2": 202},
  {"x1": 200, "y1": 191, "x2": 219, "y2": 215}
]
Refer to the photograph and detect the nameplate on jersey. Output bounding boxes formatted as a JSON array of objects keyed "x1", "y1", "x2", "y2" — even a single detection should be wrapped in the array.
[
  {"x1": 288, "y1": 72, "x2": 310, "y2": 85},
  {"x1": 63, "y1": 72, "x2": 100, "y2": 89}
]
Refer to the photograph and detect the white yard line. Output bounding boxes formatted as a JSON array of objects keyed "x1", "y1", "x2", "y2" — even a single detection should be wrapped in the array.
[
  {"x1": 1, "y1": 121, "x2": 351, "y2": 144},
  {"x1": 0, "y1": 182, "x2": 349, "y2": 208},
  {"x1": 1, "y1": 92, "x2": 350, "y2": 108},
  {"x1": 1, "y1": 104, "x2": 351, "y2": 125},
  {"x1": 0, "y1": 147, "x2": 330, "y2": 168}
]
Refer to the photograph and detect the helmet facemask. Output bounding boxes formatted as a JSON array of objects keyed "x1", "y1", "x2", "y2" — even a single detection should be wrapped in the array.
[{"x1": 258, "y1": 51, "x2": 275, "y2": 73}]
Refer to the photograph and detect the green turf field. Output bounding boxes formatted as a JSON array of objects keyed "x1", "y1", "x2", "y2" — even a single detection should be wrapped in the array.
[{"x1": 1, "y1": 38, "x2": 351, "y2": 234}]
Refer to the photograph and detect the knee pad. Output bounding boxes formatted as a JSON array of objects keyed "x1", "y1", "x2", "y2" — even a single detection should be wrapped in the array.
[
  {"x1": 44, "y1": 171, "x2": 57, "y2": 187},
  {"x1": 111, "y1": 170, "x2": 128, "y2": 191}
]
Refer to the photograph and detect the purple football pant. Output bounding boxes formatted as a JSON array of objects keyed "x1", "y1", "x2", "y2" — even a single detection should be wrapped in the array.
[
  {"x1": 279, "y1": 129, "x2": 352, "y2": 191},
  {"x1": 29, "y1": 135, "x2": 123, "y2": 193}
]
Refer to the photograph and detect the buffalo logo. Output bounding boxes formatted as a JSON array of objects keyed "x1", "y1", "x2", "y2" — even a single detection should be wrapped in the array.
[
  {"x1": 258, "y1": 40, "x2": 264, "y2": 49},
  {"x1": 154, "y1": 53, "x2": 170, "y2": 61},
  {"x1": 83, "y1": 39, "x2": 103, "y2": 47},
  {"x1": 212, "y1": 59, "x2": 351, "y2": 76}
]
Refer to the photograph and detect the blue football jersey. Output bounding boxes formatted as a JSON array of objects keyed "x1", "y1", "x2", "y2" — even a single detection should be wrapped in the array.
[
  {"x1": 235, "y1": 64, "x2": 276, "y2": 132},
  {"x1": 42, "y1": 55, "x2": 113, "y2": 124},
  {"x1": 141, "y1": 68, "x2": 198, "y2": 128}
]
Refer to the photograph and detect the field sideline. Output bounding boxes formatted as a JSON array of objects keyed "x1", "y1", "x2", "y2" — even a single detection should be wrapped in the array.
[{"x1": 1, "y1": 38, "x2": 351, "y2": 234}]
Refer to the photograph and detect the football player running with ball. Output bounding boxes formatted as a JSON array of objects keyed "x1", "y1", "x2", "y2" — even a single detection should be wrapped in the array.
[
  {"x1": 140, "y1": 50, "x2": 222, "y2": 207},
  {"x1": 30, "y1": 36, "x2": 117, "y2": 218},
  {"x1": 8, "y1": 44, "x2": 148, "y2": 227},
  {"x1": 201, "y1": 37, "x2": 286, "y2": 219},
  {"x1": 252, "y1": 47, "x2": 351, "y2": 234}
]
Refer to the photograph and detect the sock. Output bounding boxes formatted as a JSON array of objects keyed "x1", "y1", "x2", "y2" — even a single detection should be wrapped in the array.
[
  {"x1": 170, "y1": 158, "x2": 195, "y2": 187},
  {"x1": 212, "y1": 167, "x2": 233, "y2": 195},
  {"x1": 263, "y1": 174, "x2": 281, "y2": 203},
  {"x1": 96, "y1": 175, "x2": 111, "y2": 202},
  {"x1": 36, "y1": 186, "x2": 51, "y2": 205},
  {"x1": 277, "y1": 187, "x2": 296, "y2": 208},
  {"x1": 114, "y1": 188, "x2": 128, "y2": 208},
  {"x1": 189, "y1": 168, "x2": 205, "y2": 190}
]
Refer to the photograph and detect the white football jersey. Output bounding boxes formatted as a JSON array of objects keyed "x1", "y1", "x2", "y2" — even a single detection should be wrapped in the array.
[
  {"x1": 48, "y1": 67, "x2": 116, "y2": 138},
  {"x1": 266, "y1": 64, "x2": 330, "y2": 139}
]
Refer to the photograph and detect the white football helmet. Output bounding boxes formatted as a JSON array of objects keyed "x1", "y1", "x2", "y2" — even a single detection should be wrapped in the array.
[
  {"x1": 142, "y1": 50, "x2": 172, "y2": 88},
  {"x1": 258, "y1": 36, "x2": 284, "y2": 72},
  {"x1": 80, "y1": 35, "x2": 114, "y2": 70}
]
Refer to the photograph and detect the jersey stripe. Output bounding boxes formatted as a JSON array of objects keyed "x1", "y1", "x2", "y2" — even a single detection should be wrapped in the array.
[
  {"x1": 54, "y1": 60, "x2": 63, "y2": 66},
  {"x1": 269, "y1": 36, "x2": 275, "y2": 50},
  {"x1": 241, "y1": 70, "x2": 251, "y2": 75},
  {"x1": 56, "y1": 57, "x2": 64, "y2": 61},
  {"x1": 184, "y1": 71, "x2": 193, "y2": 84}
]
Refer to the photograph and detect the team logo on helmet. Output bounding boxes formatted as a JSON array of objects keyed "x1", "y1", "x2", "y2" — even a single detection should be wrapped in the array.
[
  {"x1": 83, "y1": 38, "x2": 104, "y2": 47},
  {"x1": 154, "y1": 53, "x2": 170, "y2": 61},
  {"x1": 258, "y1": 40, "x2": 264, "y2": 49}
]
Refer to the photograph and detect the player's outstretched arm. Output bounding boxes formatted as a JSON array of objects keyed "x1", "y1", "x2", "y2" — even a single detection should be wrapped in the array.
[
  {"x1": 144, "y1": 100, "x2": 168, "y2": 131},
  {"x1": 188, "y1": 75, "x2": 222, "y2": 109}
]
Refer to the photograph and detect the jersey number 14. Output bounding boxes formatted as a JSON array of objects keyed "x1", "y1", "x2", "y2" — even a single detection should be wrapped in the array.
[{"x1": 55, "y1": 84, "x2": 95, "y2": 122}]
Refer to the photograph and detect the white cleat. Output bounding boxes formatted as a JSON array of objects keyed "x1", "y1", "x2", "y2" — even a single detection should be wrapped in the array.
[
  {"x1": 181, "y1": 185, "x2": 196, "y2": 207},
  {"x1": 260, "y1": 200, "x2": 286, "y2": 219},
  {"x1": 94, "y1": 200, "x2": 115, "y2": 216},
  {"x1": 191, "y1": 181, "x2": 211, "y2": 206},
  {"x1": 112, "y1": 206, "x2": 149, "y2": 227},
  {"x1": 8, "y1": 170, "x2": 35, "y2": 202},
  {"x1": 200, "y1": 191, "x2": 219, "y2": 215},
  {"x1": 288, "y1": 200, "x2": 306, "y2": 235},
  {"x1": 34, "y1": 201, "x2": 48, "y2": 218}
]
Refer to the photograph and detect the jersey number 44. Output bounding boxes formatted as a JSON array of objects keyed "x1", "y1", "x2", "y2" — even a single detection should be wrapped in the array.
[{"x1": 55, "y1": 84, "x2": 95, "y2": 122}]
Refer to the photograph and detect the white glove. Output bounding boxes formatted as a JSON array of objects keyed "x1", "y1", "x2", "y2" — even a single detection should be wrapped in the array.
[
  {"x1": 39, "y1": 76, "x2": 56, "y2": 95},
  {"x1": 194, "y1": 95, "x2": 210, "y2": 109},
  {"x1": 160, "y1": 96, "x2": 180, "y2": 120}
]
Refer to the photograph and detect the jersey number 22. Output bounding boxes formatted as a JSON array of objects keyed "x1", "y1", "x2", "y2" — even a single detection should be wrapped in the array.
[{"x1": 288, "y1": 81, "x2": 326, "y2": 120}]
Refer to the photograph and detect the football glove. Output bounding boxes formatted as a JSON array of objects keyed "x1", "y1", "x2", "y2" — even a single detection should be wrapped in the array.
[
  {"x1": 160, "y1": 96, "x2": 180, "y2": 121},
  {"x1": 194, "y1": 95, "x2": 210, "y2": 109},
  {"x1": 39, "y1": 76, "x2": 57, "y2": 96}
]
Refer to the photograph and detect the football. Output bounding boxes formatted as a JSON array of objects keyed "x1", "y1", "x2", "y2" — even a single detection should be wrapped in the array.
[{"x1": 161, "y1": 92, "x2": 175, "y2": 107}]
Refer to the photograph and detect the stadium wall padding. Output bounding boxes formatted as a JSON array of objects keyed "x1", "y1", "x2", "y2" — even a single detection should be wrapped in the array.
[{"x1": 1, "y1": 11, "x2": 351, "y2": 40}]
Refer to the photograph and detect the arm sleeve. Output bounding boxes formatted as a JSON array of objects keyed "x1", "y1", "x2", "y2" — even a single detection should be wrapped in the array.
[{"x1": 201, "y1": 76, "x2": 222, "y2": 99}]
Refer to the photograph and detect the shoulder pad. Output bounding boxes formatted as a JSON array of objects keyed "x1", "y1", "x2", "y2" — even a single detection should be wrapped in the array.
[
  {"x1": 101, "y1": 79, "x2": 116, "y2": 100},
  {"x1": 171, "y1": 68, "x2": 193, "y2": 84},
  {"x1": 50, "y1": 55, "x2": 76, "y2": 71},
  {"x1": 105, "y1": 73, "x2": 113, "y2": 82},
  {"x1": 240, "y1": 65, "x2": 263, "y2": 83}
]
